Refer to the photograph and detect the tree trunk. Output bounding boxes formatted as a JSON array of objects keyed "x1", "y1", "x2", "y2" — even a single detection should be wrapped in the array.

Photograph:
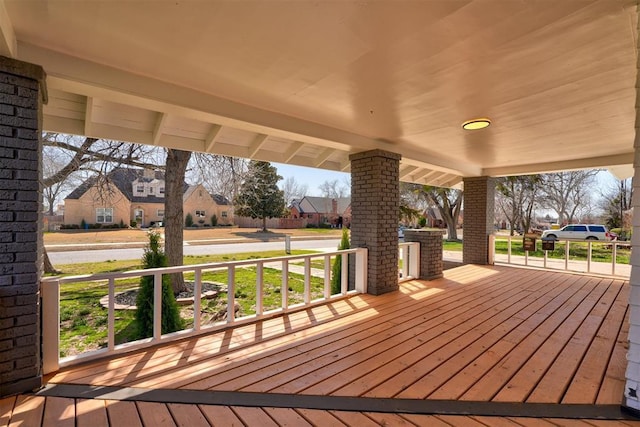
[
  {"x1": 43, "y1": 249, "x2": 59, "y2": 274},
  {"x1": 262, "y1": 216, "x2": 267, "y2": 232},
  {"x1": 165, "y1": 149, "x2": 191, "y2": 295}
]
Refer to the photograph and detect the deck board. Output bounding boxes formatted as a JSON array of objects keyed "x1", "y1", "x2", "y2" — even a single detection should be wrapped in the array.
[{"x1": 13, "y1": 265, "x2": 640, "y2": 425}]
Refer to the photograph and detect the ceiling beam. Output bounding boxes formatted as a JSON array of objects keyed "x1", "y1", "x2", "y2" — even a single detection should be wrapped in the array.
[
  {"x1": 247, "y1": 134, "x2": 268, "y2": 158},
  {"x1": 483, "y1": 153, "x2": 634, "y2": 177},
  {"x1": 152, "y1": 112, "x2": 168, "y2": 145},
  {"x1": 204, "y1": 124, "x2": 222, "y2": 152},
  {"x1": 84, "y1": 96, "x2": 94, "y2": 136},
  {"x1": 283, "y1": 141, "x2": 304, "y2": 163},
  {"x1": 314, "y1": 148, "x2": 334, "y2": 168},
  {"x1": 0, "y1": 1, "x2": 17, "y2": 58},
  {"x1": 400, "y1": 165, "x2": 419, "y2": 180}
]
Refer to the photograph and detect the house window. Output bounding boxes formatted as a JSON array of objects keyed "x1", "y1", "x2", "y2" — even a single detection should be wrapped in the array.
[
  {"x1": 159, "y1": 187, "x2": 165, "y2": 194},
  {"x1": 137, "y1": 185, "x2": 144, "y2": 193},
  {"x1": 157, "y1": 209, "x2": 164, "y2": 218},
  {"x1": 96, "y1": 207, "x2": 113, "y2": 223},
  {"x1": 195, "y1": 210, "x2": 206, "y2": 218},
  {"x1": 221, "y1": 211, "x2": 228, "y2": 218},
  {"x1": 149, "y1": 187, "x2": 154, "y2": 194}
]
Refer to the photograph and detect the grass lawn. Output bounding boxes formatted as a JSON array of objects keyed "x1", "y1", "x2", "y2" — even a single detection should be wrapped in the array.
[{"x1": 54, "y1": 249, "x2": 329, "y2": 358}]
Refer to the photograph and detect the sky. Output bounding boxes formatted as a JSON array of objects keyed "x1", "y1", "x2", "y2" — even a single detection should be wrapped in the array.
[{"x1": 274, "y1": 163, "x2": 350, "y2": 196}]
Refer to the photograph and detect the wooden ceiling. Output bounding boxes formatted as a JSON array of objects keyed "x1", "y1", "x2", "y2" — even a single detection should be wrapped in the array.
[{"x1": 1, "y1": 0, "x2": 636, "y2": 187}]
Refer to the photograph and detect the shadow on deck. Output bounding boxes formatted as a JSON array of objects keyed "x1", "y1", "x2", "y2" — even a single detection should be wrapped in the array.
[{"x1": 6, "y1": 264, "x2": 640, "y2": 425}]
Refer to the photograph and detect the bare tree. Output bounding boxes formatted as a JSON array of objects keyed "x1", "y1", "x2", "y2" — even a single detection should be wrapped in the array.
[
  {"x1": 190, "y1": 154, "x2": 247, "y2": 203},
  {"x1": 495, "y1": 176, "x2": 541, "y2": 235},
  {"x1": 41, "y1": 133, "x2": 160, "y2": 273},
  {"x1": 540, "y1": 171, "x2": 598, "y2": 224},
  {"x1": 418, "y1": 186, "x2": 462, "y2": 240},
  {"x1": 281, "y1": 176, "x2": 308, "y2": 205},
  {"x1": 319, "y1": 179, "x2": 349, "y2": 199},
  {"x1": 599, "y1": 177, "x2": 633, "y2": 231}
]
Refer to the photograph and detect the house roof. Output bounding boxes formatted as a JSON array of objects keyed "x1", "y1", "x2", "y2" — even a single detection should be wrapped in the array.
[
  {"x1": 65, "y1": 168, "x2": 184, "y2": 204},
  {"x1": 3, "y1": 1, "x2": 635, "y2": 188},
  {"x1": 298, "y1": 197, "x2": 351, "y2": 215}
]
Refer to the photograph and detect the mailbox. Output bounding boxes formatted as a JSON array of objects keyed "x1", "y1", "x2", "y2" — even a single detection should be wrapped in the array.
[
  {"x1": 523, "y1": 234, "x2": 536, "y2": 252},
  {"x1": 541, "y1": 238, "x2": 555, "y2": 251}
]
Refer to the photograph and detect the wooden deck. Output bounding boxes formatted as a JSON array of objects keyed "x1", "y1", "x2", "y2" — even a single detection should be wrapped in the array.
[{"x1": 6, "y1": 264, "x2": 640, "y2": 425}]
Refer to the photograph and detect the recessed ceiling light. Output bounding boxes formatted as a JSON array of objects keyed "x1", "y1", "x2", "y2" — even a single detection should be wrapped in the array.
[{"x1": 462, "y1": 118, "x2": 491, "y2": 130}]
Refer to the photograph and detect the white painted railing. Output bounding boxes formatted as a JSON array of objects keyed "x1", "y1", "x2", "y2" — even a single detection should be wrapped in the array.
[
  {"x1": 492, "y1": 236, "x2": 630, "y2": 278},
  {"x1": 398, "y1": 241, "x2": 420, "y2": 281},
  {"x1": 41, "y1": 248, "x2": 368, "y2": 374}
]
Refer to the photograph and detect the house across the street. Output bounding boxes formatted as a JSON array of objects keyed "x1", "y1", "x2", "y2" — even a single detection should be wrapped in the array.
[
  {"x1": 63, "y1": 167, "x2": 233, "y2": 228},
  {"x1": 289, "y1": 196, "x2": 351, "y2": 228}
]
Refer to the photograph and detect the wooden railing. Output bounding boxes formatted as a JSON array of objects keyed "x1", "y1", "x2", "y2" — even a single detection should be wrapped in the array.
[
  {"x1": 491, "y1": 236, "x2": 630, "y2": 278},
  {"x1": 41, "y1": 248, "x2": 368, "y2": 374},
  {"x1": 398, "y1": 241, "x2": 420, "y2": 281}
]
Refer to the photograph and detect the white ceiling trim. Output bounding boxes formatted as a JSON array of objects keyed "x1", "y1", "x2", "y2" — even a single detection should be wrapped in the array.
[
  {"x1": 483, "y1": 153, "x2": 635, "y2": 177},
  {"x1": 0, "y1": 1, "x2": 16, "y2": 58}
]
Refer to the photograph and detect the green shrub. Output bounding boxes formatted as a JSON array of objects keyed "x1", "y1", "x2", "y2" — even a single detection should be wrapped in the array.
[
  {"x1": 135, "y1": 231, "x2": 183, "y2": 338},
  {"x1": 80, "y1": 219, "x2": 87, "y2": 229},
  {"x1": 331, "y1": 228, "x2": 350, "y2": 295},
  {"x1": 130, "y1": 220, "x2": 137, "y2": 228},
  {"x1": 185, "y1": 213, "x2": 194, "y2": 227},
  {"x1": 211, "y1": 214, "x2": 218, "y2": 227},
  {"x1": 418, "y1": 217, "x2": 427, "y2": 228}
]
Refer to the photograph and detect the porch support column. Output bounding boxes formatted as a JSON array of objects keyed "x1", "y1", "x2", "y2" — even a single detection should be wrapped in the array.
[
  {"x1": 0, "y1": 56, "x2": 46, "y2": 396},
  {"x1": 624, "y1": 4, "x2": 640, "y2": 413},
  {"x1": 462, "y1": 176, "x2": 495, "y2": 265},
  {"x1": 350, "y1": 149, "x2": 400, "y2": 295}
]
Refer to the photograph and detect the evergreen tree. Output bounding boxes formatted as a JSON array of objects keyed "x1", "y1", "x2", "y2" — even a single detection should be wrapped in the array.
[
  {"x1": 135, "y1": 231, "x2": 183, "y2": 338},
  {"x1": 331, "y1": 228, "x2": 350, "y2": 294},
  {"x1": 234, "y1": 161, "x2": 285, "y2": 232}
]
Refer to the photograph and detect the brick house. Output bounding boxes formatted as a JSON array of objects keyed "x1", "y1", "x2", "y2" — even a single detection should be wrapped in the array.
[
  {"x1": 63, "y1": 167, "x2": 233, "y2": 228},
  {"x1": 289, "y1": 196, "x2": 351, "y2": 228}
]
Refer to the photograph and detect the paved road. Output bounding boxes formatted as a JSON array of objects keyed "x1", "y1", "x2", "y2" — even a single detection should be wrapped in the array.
[{"x1": 47, "y1": 238, "x2": 342, "y2": 265}]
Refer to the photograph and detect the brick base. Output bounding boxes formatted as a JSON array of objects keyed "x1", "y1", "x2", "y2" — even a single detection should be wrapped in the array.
[{"x1": 404, "y1": 229, "x2": 445, "y2": 280}]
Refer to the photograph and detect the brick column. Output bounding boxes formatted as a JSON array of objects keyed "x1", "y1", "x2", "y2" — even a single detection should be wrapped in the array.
[
  {"x1": 462, "y1": 176, "x2": 495, "y2": 265},
  {"x1": 350, "y1": 149, "x2": 400, "y2": 295},
  {"x1": 404, "y1": 229, "x2": 445, "y2": 280},
  {"x1": 0, "y1": 56, "x2": 46, "y2": 396}
]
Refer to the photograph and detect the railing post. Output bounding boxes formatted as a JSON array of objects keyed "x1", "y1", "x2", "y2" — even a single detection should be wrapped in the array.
[
  {"x1": 565, "y1": 241, "x2": 570, "y2": 271},
  {"x1": 355, "y1": 248, "x2": 368, "y2": 293},
  {"x1": 153, "y1": 272, "x2": 162, "y2": 340},
  {"x1": 282, "y1": 260, "x2": 289, "y2": 309},
  {"x1": 488, "y1": 235, "x2": 495, "y2": 265},
  {"x1": 304, "y1": 258, "x2": 311, "y2": 304},
  {"x1": 409, "y1": 242, "x2": 420, "y2": 278},
  {"x1": 612, "y1": 243, "x2": 618, "y2": 276},
  {"x1": 108, "y1": 278, "x2": 115, "y2": 351},
  {"x1": 41, "y1": 279, "x2": 60, "y2": 375},
  {"x1": 341, "y1": 253, "x2": 348, "y2": 295},
  {"x1": 507, "y1": 236, "x2": 512, "y2": 264},
  {"x1": 323, "y1": 256, "x2": 331, "y2": 298},
  {"x1": 401, "y1": 245, "x2": 409, "y2": 279},
  {"x1": 587, "y1": 241, "x2": 592, "y2": 273},
  {"x1": 256, "y1": 262, "x2": 264, "y2": 316},
  {"x1": 227, "y1": 266, "x2": 236, "y2": 323},
  {"x1": 194, "y1": 269, "x2": 202, "y2": 331}
]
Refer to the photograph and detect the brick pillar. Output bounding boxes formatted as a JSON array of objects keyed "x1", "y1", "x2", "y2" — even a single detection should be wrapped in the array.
[
  {"x1": 404, "y1": 229, "x2": 445, "y2": 280},
  {"x1": 0, "y1": 56, "x2": 46, "y2": 396},
  {"x1": 350, "y1": 149, "x2": 400, "y2": 295},
  {"x1": 462, "y1": 176, "x2": 495, "y2": 265}
]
